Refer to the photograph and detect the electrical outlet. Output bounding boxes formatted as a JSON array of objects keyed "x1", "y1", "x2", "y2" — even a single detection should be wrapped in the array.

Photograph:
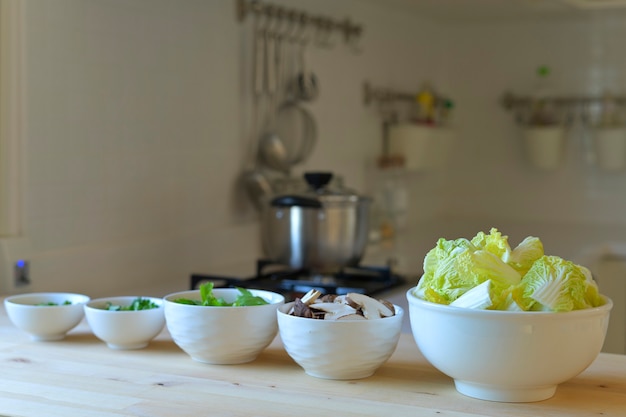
[{"x1": 14, "y1": 259, "x2": 30, "y2": 287}]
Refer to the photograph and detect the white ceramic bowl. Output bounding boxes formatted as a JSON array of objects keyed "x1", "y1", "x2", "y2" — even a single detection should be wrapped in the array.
[
  {"x1": 277, "y1": 302, "x2": 404, "y2": 380},
  {"x1": 406, "y1": 287, "x2": 613, "y2": 402},
  {"x1": 84, "y1": 296, "x2": 165, "y2": 350},
  {"x1": 4, "y1": 292, "x2": 91, "y2": 341},
  {"x1": 163, "y1": 288, "x2": 285, "y2": 364}
]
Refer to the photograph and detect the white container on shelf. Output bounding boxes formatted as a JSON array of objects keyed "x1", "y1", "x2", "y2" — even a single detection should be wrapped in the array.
[
  {"x1": 522, "y1": 126, "x2": 565, "y2": 171},
  {"x1": 593, "y1": 127, "x2": 626, "y2": 171},
  {"x1": 388, "y1": 124, "x2": 454, "y2": 171}
]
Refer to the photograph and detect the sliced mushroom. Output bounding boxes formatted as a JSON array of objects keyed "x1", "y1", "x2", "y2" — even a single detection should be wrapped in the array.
[
  {"x1": 337, "y1": 314, "x2": 367, "y2": 321},
  {"x1": 308, "y1": 302, "x2": 358, "y2": 320},
  {"x1": 346, "y1": 293, "x2": 395, "y2": 319},
  {"x1": 332, "y1": 295, "x2": 349, "y2": 305},
  {"x1": 300, "y1": 289, "x2": 322, "y2": 305},
  {"x1": 379, "y1": 299, "x2": 396, "y2": 316},
  {"x1": 319, "y1": 294, "x2": 338, "y2": 303},
  {"x1": 344, "y1": 296, "x2": 359, "y2": 310},
  {"x1": 291, "y1": 298, "x2": 315, "y2": 318}
]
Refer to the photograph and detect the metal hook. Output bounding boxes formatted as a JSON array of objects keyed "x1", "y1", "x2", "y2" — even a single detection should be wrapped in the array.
[
  {"x1": 264, "y1": 5, "x2": 285, "y2": 37},
  {"x1": 252, "y1": 1, "x2": 269, "y2": 31},
  {"x1": 251, "y1": 1, "x2": 274, "y2": 38},
  {"x1": 284, "y1": 13, "x2": 302, "y2": 43},
  {"x1": 345, "y1": 23, "x2": 363, "y2": 55},
  {"x1": 238, "y1": 0, "x2": 364, "y2": 53},
  {"x1": 314, "y1": 17, "x2": 336, "y2": 49},
  {"x1": 276, "y1": 9, "x2": 298, "y2": 41},
  {"x1": 296, "y1": 13, "x2": 313, "y2": 46}
]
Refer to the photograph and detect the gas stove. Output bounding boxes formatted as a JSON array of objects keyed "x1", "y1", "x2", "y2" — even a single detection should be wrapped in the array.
[{"x1": 190, "y1": 259, "x2": 406, "y2": 302}]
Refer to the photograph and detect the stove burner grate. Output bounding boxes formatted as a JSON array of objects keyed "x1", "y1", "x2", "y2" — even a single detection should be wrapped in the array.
[{"x1": 190, "y1": 259, "x2": 405, "y2": 301}]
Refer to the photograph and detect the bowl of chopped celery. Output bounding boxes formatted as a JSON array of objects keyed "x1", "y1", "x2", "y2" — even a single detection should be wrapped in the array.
[
  {"x1": 4, "y1": 292, "x2": 90, "y2": 341},
  {"x1": 84, "y1": 296, "x2": 165, "y2": 349},
  {"x1": 407, "y1": 228, "x2": 613, "y2": 403},
  {"x1": 163, "y1": 284, "x2": 285, "y2": 364}
]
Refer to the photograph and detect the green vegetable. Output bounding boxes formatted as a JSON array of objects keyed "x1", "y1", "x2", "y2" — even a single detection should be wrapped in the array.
[
  {"x1": 450, "y1": 280, "x2": 494, "y2": 309},
  {"x1": 471, "y1": 228, "x2": 511, "y2": 261},
  {"x1": 35, "y1": 300, "x2": 72, "y2": 306},
  {"x1": 416, "y1": 228, "x2": 604, "y2": 312},
  {"x1": 512, "y1": 255, "x2": 603, "y2": 312},
  {"x1": 174, "y1": 282, "x2": 269, "y2": 307},
  {"x1": 508, "y1": 236, "x2": 544, "y2": 276},
  {"x1": 416, "y1": 228, "x2": 522, "y2": 307},
  {"x1": 104, "y1": 297, "x2": 159, "y2": 311}
]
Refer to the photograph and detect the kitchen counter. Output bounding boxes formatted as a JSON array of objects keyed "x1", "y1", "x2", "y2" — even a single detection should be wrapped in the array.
[{"x1": 1, "y1": 301, "x2": 625, "y2": 416}]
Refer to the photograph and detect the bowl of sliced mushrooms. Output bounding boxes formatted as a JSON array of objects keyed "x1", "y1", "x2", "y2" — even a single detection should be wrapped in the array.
[{"x1": 277, "y1": 289, "x2": 403, "y2": 380}]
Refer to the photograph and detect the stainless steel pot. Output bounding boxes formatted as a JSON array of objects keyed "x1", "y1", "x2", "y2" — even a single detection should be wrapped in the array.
[{"x1": 261, "y1": 172, "x2": 371, "y2": 273}]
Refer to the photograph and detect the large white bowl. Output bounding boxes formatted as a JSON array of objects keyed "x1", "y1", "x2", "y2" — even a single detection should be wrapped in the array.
[
  {"x1": 277, "y1": 302, "x2": 404, "y2": 380},
  {"x1": 406, "y1": 287, "x2": 613, "y2": 402},
  {"x1": 163, "y1": 288, "x2": 284, "y2": 364},
  {"x1": 4, "y1": 292, "x2": 90, "y2": 341},
  {"x1": 84, "y1": 296, "x2": 165, "y2": 350}
]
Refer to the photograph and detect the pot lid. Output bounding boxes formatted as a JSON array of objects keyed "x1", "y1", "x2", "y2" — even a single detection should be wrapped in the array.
[{"x1": 270, "y1": 172, "x2": 370, "y2": 208}]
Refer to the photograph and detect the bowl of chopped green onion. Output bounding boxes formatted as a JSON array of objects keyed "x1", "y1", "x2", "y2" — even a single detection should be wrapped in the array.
[
  {"x1": 163, "y1": 283, "x2": 285, "y2": 364},
  {"x1": 4, "y1": 292, "x2": 90, "y2": 341},
  {"x1": 84, "y1": 296, "x2": 165, "y2": 349}
]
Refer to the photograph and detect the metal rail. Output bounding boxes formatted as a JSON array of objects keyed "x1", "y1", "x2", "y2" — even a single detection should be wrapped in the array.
[
  {"x1": 363, "y1": 81, "x2": 449, "y2": 107},
  {"x1": 501, "y1": 91, "x2": 626, "y2": 111},
  {"x1": 236, "y1": 0, "x2": 363, "y2": 44}
]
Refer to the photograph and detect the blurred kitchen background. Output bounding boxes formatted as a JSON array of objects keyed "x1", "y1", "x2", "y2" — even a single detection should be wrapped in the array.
[{"x1": 1, "y1": 0, "x2": 626, "y2": 351}]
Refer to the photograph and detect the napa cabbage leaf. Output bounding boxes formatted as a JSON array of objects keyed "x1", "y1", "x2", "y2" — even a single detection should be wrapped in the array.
[
  {"x1": 515, "y1": 255, "x2": 604, "y2": 312},
  {"x1": 416, "y1": 229, "x2": 605, "y2": 312}
]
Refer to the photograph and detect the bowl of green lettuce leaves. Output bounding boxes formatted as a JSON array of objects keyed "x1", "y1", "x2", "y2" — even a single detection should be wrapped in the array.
[
  {"x1": 407, "y1": 228, "x2": 612, "y2": 403},
  {"x1": 84, "y1": 296, "x2": 165, "y2": 349},
  {"x1": 4, "y1": 292, "x2": 90, "y2": 341},
  {"x1": 164, "y1": 283, "x2": 284, "y2": 364}
]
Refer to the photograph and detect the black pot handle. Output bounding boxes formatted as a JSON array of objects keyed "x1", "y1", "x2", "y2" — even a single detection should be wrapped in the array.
[
  {"x1": 270, "y1": 195, "x2": 323, "y2": 208},
  {"x1": 304, "y1": 172, "x2": 333, "y2": 190}
]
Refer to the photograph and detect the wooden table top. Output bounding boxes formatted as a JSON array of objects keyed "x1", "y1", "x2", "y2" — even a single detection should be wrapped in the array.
[{"x1": 1, "y1": 300, "x2": 625, "y2": 417}]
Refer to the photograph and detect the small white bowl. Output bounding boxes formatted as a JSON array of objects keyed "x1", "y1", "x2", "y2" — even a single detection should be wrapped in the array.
[
  {"x1": 407, "y1": 287, "x2": 613, "y2": 402},
  {"x1": 4, "y1": 292, "x2": 90, "y2": 341},
  {"x1": 163, "y1": 288, "x2": 285, "y2": 364},
  {"x1": 84, "y1": 296, "x2": 165, "y2": 350},
  {"x1": 277, "y1": 302, "x2": 404, "y2": 380}
]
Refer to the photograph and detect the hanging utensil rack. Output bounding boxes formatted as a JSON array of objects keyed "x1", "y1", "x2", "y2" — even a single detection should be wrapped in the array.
[
  {"x1": 363, "y1": 82, "x2": 418, "y2": 106},
  {"x1": 236, "y1": 0, "x2": 363, "y2": 46},
  {"x1": 363, "y1": 81, "x2": 450, "y2": 107},
  {"x1": 362, "y1": 81, "x2": 455, "y2": 171},
  {"x1": 501, "y1": 91, "x2": 626, "y2": 126},
  {"x1": 501, "y1": 92, "x2": 626, "y2": 111}
]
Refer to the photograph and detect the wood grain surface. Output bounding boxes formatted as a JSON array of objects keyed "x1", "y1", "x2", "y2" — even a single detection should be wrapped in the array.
[{"x1": 1, "y1": 299, "x2": 624, "y2": 417}]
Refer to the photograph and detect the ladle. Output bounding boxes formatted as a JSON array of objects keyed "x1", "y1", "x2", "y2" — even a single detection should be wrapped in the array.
[
  {"x1": 259, "y1": 26, "x2": 295, "y2": 173},
  {"x1": 244, "y1": 25, "x2": 274, "y2": 209},
  {"x1": 294, "y1": 22, "x2": 319, "y2": 102},
  {"x1": 243, "y1": 169, "x2": 274, "y2": 211}
]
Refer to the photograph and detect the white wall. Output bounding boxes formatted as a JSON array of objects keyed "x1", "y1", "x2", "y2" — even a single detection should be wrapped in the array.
[
  {"x1": 0, "y1": 0, "x2": 444, "y2": 295},
  {"x1": 437, "y1": 12, "x2": 626, "y2": 226},
  {"x1": 3, "y1": 1, "x2": 626, "y2": 297}
]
